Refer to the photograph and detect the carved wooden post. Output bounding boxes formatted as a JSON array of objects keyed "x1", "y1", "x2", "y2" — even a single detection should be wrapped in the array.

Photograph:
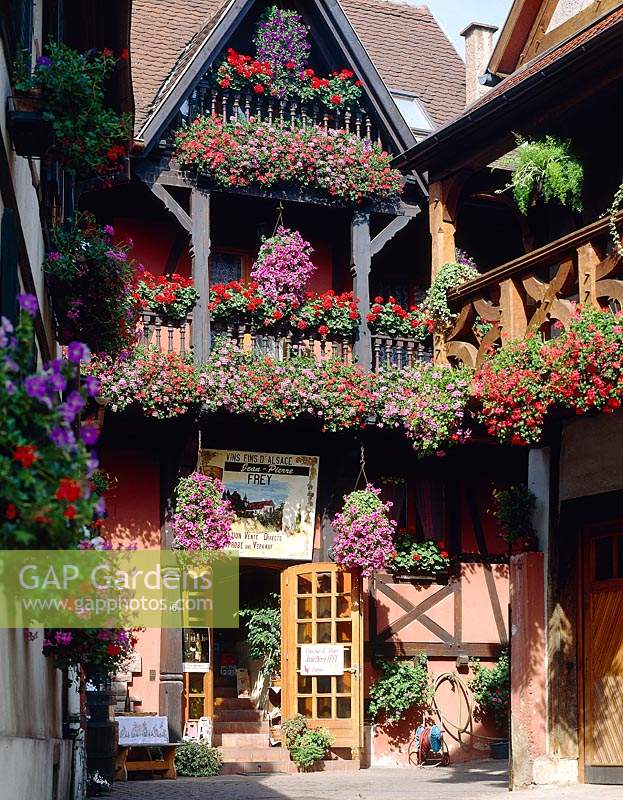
[
  {"x1": 577, "y1": 242, "x2": 600, "y2": 309},
  {"x1": 191, "y1": 189, "x2": 211, "y2": 363},
  {"x1": 351, "y1": 209, "x2": 372, "y2": 370},
  {"x1": 500, "y1": 278, "x2": 528, "y2": 341},
  {"x1": 429, "y1": 179, "x2": 457, "y2": 279}
]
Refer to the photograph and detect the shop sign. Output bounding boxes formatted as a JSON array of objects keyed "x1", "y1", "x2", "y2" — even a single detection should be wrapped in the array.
[
  {"x1": 300, "y1": 644, "x2": 345, "y2": 676},
  {"x1": 199, "y1": 448, "x2": 319, "y2": 561}
]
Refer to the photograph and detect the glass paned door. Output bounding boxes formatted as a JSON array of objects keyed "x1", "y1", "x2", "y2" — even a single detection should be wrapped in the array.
[{"x1": 281, "y1": 564, "x2": 363, "y2": 756}]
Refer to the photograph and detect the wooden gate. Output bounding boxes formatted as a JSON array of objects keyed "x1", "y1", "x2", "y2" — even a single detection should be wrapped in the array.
[
  {"x1": 281, "y1": 564, "x2": 363, "y2": 759},
  {"x1": 583, "y1": 523, "x2": 623, "y2": 784}
]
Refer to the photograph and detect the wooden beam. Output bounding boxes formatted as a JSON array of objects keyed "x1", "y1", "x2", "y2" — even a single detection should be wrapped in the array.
[
  {"x1": 150, "y1": 182, "x2": 192, "y2": 232},
  {"x1": 370, "y1": 213, "x2": 416, "y2": 257},
  {"x1": 190, "y1": 189, "x2": 211, "y2": 363},
  {"x1": 351, "y1": 209, "x2": 372, "y2": 370},
  {"x1": 367, "y1": 641, "x2": 505, "y2": 659}
]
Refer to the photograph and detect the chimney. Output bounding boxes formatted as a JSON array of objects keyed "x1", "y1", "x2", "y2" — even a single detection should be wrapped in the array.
[{"x1": 460, "y1": 22, "x2": 498, "y2": 106}]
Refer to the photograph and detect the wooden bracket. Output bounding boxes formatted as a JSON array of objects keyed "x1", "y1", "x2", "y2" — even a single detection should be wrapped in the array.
[
  {"x1": 371, "y1": 213, "x2": 417, "y2": 257},
  {"x1": 135, "y1": 162, "x2": 192, "y2": 232}
]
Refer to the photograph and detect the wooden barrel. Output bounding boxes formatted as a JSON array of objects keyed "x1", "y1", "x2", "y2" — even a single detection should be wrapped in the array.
[{"x1": 86, "y1": 684, "x2": 118, "y2": 783}]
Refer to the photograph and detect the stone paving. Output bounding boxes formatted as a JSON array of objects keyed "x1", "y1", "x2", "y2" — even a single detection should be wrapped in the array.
[{"x1": 110, "y1": 762, "x2": 623, "y2": 800}]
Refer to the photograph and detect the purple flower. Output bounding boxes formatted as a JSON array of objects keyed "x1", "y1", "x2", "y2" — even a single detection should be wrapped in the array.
[
  {"x1": 58, "y1": 390, "x2": 85, "y2": 423},
  {"x1": 25, "y1": 375, "x2": 50, "y2": 404},
  {"x1": 83, "y1": 375, "x2": 100, "y2": 398},
  {"x1": 48, "y1": 371, "x2": 67, "y2": 393},
  {"x1": 103, "y1": 225, "x2": 115, "y2": 237},
  {"x1": 47, "y1": 251, "x2": 61, "y2": 261},
  {"x1": 80, "y1": 422, "x2": 100, "y2": 445},
  {"x1": 36, "y1": 55, "x2": 52, "y2": 69},
  {"x1": 67, "y1": 341, "x2": 90, "y2": 364},
  {"x1": 18, "y1": 293, "x2": 39, "y2": 316},
  {"x1": 106, "y1": 249, "x2": 127, "y2": 262},
  {"x1": 50, "y1": 426, "x2": 76, "y2": 448},
  {"x1": 95, "y1": 496, "x2": 107, "y2": 516},
  {"x1": 54, "y1": 631, "x2": 73, "y2": 645},
  {"x1": 5, "y1": 380, "x2": 16, "y2": 395}
]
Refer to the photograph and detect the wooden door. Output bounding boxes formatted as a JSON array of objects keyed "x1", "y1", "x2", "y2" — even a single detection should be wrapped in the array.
[
  {"x1": 281, "y1": 564, "x2": 363, "y2": 759},
  {"x1": 583, "y1": 524, "x2": 623, "y2": 784}
]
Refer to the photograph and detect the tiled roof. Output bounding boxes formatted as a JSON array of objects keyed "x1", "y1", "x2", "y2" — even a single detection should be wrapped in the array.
[
  {"x1": 468, "y1": 3, "x2": 623, "y2": 113},
  {"x1": 340, "y1": 0, "x2": 465, "y2": 126},
  {"x1": 130, "y1": 0, "x2": 466, "y2": 137}
]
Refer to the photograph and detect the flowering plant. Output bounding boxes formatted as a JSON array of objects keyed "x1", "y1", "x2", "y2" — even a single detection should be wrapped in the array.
[
  {"x1": 367, "y1": 295, "x2": 433, "y2": 339},
  {"x1": 251, "y1": 227, "x2": 315, "y2": 303},
  {"x1": 422, "y1": 256, "x2": 480, "y2": 330},
  {"x1": 15, "y1": 42, "x2": 130, "y2": 177},
  {"x1": 253, "y1": 5, "x2": 310, "y2": 96},
  {"x1": 135, "y1": 271, "x2": 198, "y2": 321},
  {"x1": 175, "y1": 116, "x2": 402, "y2": 204},
  {"x1": 332, "y1": 485, "x2": 396, "y2": 576},
  {"x1": 490, "y1": 485, "x2": 536, "y2": 544},
  {"x1": 368, "y1": 654, "x2": 432, "y2": 724},
  {"x1": 170, "y1": 472, "x2": 234, "y2": 551},
  {"x1": 469, "y1": 650, "x2": 510, "y2": 731},
  {"x1": 390, "y1": 534, "x2": 450, "y2": 577},
  {"x1": 209, "y1": 280, "x2": 273, "y2": 326},
  {"x1": 84, "y1": 346, "x2": 204, "y2": 419},
  {"x1": 45, "y1": 215, "x2": 139, "y2": 355},
  {"x1": 293, "y1": 290, "x2": 360, "y2": 336},
  {"x1": 213, "y1": 48, "x2": 274, "y2": 94},
  {"x1": 43, "y1": 627, "x2": 137, "y2": 674},
  {"x1": 0, "y1": 297, "x2": 104, "y2": 549},
  {"x1": 375, "y1": 365, "x2": 472, "y2": 458}
]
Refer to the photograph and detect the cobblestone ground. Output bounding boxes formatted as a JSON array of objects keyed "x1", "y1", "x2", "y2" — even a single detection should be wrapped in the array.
[{"x1": 110, "y1": 763, "x2": 623, "y2": 800}]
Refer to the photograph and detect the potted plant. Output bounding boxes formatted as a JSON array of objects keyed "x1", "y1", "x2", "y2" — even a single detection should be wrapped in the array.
[
  {"x1": 501, "y1": 135, "x2": 583, "y2": 215},
  {"x1": 331, "y1": 485, "x2": 396, "y2": 576},
  {"x1": 469, "y1": 650, "x2": 510, "y2": 758},
  {"x1": 239, "y1": 592, "x2": 281, "y2": 681},
  {"x1": 44, "y1": 215, "x2": 139, "y2": 355},
  {"x1": 390, "y1": 533, "x2": 450, "y2": 581},
  {"x1": 170, "y1": 472, "x2": 234, "y2": 551},
  {"x1": 368, "y1": 654, "x2": 433, "y2": 725},
  {"x1": 9, "y1": 42, "x2": 130, "y2": 176},
  {"x1": 135, "y1": 271, "x2": 199, "y2": 322},
  {"x1": 490, "y1": 484, "x2": 538, "y2": 553},
  {"x1": 367, "y1": 296, "x2": 434, "y2": 340},
  {"x1": 282, "y1": 714, "x2": 333, "y2": 771}
]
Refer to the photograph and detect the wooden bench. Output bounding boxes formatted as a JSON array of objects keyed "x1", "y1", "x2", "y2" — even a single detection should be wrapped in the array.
[{"x1": 114, "y1": 715, "x2": 181, "y2": 781}]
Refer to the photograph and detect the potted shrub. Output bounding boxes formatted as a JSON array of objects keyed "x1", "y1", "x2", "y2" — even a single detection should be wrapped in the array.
[
  {"x1": 390, "y1": 533, "x2": 450, "y2": 581},
  {"x1": 469, "y1": 650, "x2": 510, "y2": 758},
  {"x1": 135, "y1": 271, "x2": 198, "y2": 322},
  {"x1": 366, "y1": 296, "x2": 434, "y2": 340},
  {"x1": 170, "y1": 472, "x2": 234, "y2": 551},
  {"x1": 282, "y1": 715, "x2": 333, "y2": 771},
  {"x1": 9, "y1": 43, "x2": 130, "y2": 176},
  {"x1": 491, "y1": 484, "x2": 538, "y2": 553},
  {"x1": 174, "y1": 741, "x2": 222, "y2": 777}
]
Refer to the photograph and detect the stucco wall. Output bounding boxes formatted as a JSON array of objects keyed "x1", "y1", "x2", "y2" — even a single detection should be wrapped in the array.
[{"x1": 559, "y1": 411, "x2": 623, "y2": 501}]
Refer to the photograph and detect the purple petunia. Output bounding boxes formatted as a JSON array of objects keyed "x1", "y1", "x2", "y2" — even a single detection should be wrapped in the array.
[
  {"x1": 83, "y1": 375, "x2": 100, "y2": 398},
  {"x1": 36, "y1": 55, "x2": 52, "y2": 69},
  {"x1": 67, "y1": 341, "x2": 90, "y2": 365},
  {"x1": 18, "y1": 293, "x2": 39, "y2": 316},
  {"x1": 50, "y1": 426, "x2": 76, "y2": 448},
  {"x1": 80, "y1": 422, "x2": 100, "y2": 445},
  {"x1": 25, "y1": 375, "x2": 51, "y2": 404}
]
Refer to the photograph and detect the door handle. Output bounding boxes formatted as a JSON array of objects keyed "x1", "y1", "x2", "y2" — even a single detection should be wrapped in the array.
[{"x1": 343, "y1": 666, "x2": 359, "y2": 677}]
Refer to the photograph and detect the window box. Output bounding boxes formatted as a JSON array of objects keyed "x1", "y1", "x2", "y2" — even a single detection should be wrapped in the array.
[{"x1": 7, "y1": 94, "x2": 53, "y2": 157}]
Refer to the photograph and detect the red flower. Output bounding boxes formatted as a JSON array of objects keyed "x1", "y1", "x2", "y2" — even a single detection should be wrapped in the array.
[
  {"x1": 273, "y1": 310, "x2": 284, "y2": 320},
  {"x1": 437, "y1": 540, "x2": 446, "y2": 549},
  {"x1": 56, "y1": 478, "x2": 82, "y2": 503},
  {"x1": 412, "y1": 553, "x2": 422, "y2": 561},
  {"x1": 330, "y1": 94, "x2": 342, "y2": 106},
  {"x1": 440, "y1": 550, "x2": 449, "y2": 559},
  {"x1": 374, "y1": 296, "x2": 384, "y2": 304},
  {"x1": 119, "y1": 48, "x2": 129, "y2": 61},
  {"x1": 101, "y1": 48, "x2": 113, "y2": 58},
  {"x1": 318, "y1": 325, "x2": 329, "y2": 336},
  {"x1": 285, "y1": 61, "x2": 295, "y2": 69},
  {"x1": 219, "y1": 77, "x2": 231, "y2": 89},
  {"x1": 253, "y1": 84, "x2": 264, "y2": 94},
  {"x1": 106, "y1": 643, "x2": 121, "y2": 656},
  {"x1": 5, "y1": 504, "x2": 17, "y2": 520},
  {"x1": 64, "y1": 506, "x2": 77, "y2": 520},
  {"x1": 13, "y1": 445, "x2": 38, "y2": 468}
]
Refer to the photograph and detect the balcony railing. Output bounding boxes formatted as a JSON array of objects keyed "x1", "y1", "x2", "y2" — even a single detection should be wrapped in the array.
[
  {"x1": 439, "y1": 214, "x2": 623, "y2": 367},
  {"x1": 139, "y1": 311, "x2": 193, "y2": 356},
  {"x1": 372, "y1": 335, "x2": 433, "y2": 370},
  {"x1": 185, "y1": 83, "x2": 385, "y2": 149}
]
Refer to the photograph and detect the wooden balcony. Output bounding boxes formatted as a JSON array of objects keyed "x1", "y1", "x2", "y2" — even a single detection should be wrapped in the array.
[
  {"x1": 439, "y1": 214, "x2": 623, "y2": 367},
  {"x1": 372, "y1": 335, "x2": 433, "y2": 370},
  {"x1": 182, "y1": 83, "x2": 387, "y2": 149},
  {"x1": 139, "y1": 311, "x2": 193, "y2": 356}
]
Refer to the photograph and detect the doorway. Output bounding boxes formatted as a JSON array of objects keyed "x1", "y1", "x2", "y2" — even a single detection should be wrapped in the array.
[{"x1": 582, "y1": 523, "x2": 623, "y2": 784}]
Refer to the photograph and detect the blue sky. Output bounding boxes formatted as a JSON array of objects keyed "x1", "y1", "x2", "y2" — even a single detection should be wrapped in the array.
[{"x1": 410, "y1": 0, "x2": 514, "y2": 55}]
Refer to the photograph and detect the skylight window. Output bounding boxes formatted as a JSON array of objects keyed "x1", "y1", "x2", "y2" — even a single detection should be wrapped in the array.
[{"x1": 390, "y1": 91, "x2": 434, "y2": 135}]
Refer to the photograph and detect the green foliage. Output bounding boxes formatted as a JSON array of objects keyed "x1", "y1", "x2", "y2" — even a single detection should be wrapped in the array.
[
  {"x1": 16, "y1": 42, "x2": 130, "y2": 177},
  {"x1": 469, "y1": 650, "x2": 510, "y2": 731},
  {"x1": 282, "y1": 715, "x2": 333, "y2": 770},
  {"x1": 507, "y1": 136, "x2": 583, "y2": 215},
  {"x1": 239, "y1": 592, "x2": 281, "y2": 677},
  {"x1": 368, "y1": 654, "x2": 432, "y2": 724},
  {"x1": 491, "y1": 485, "x2": 536, "y2": 543},
  {"x1": 391, "y1": 535, "x2": 450, "y2": 577},
  {"x1": 174, "y1": 741, "x2": 222, "y2": 777},
  {"x1": 422, "y1": 260, "x2": 480, "y2": 330},
  {"x1": 609, "y1": 177, "x2": 623, "y2": 257}
]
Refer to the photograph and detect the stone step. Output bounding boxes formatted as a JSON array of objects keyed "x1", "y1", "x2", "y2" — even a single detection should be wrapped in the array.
[
  {"x1": 214, "y1": 697, "x2": 254, "y2": 710},
  {"x1": 214, "y1": 733, "x2": 271, "y2": 747},
  {"x1": 213, "y1": 709, "x2": 261, "y2": 722},
  {"x1": 214, "y1": 721, "x2": 269, "y2": 734},
  {"x1": 220, "y1": 761, "x2": 294, "y2": 775},
  {"x1": 213, "y1": 687, "x2": 237, "y2": 698},
  {"x1": 218, "y1": 747, "x2": 290, "y2": 762}
]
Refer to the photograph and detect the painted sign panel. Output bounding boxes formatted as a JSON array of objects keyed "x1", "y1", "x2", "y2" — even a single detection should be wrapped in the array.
[
  {"x1": 300, "y1": 644, "x2": 345, "y2": 676},
  {"x1": 199, "y1": 449, "x2": 319, "y2": 561}
]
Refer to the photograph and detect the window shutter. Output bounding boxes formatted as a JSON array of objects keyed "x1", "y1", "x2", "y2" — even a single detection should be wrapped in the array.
[{"x1": 0, "y1": 209, "x2": 20, "y2": 325}]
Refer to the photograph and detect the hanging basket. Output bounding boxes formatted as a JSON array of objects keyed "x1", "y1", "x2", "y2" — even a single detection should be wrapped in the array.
[{"x1": 7, "y1": 93, "x2": 53, "y2": 157}]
